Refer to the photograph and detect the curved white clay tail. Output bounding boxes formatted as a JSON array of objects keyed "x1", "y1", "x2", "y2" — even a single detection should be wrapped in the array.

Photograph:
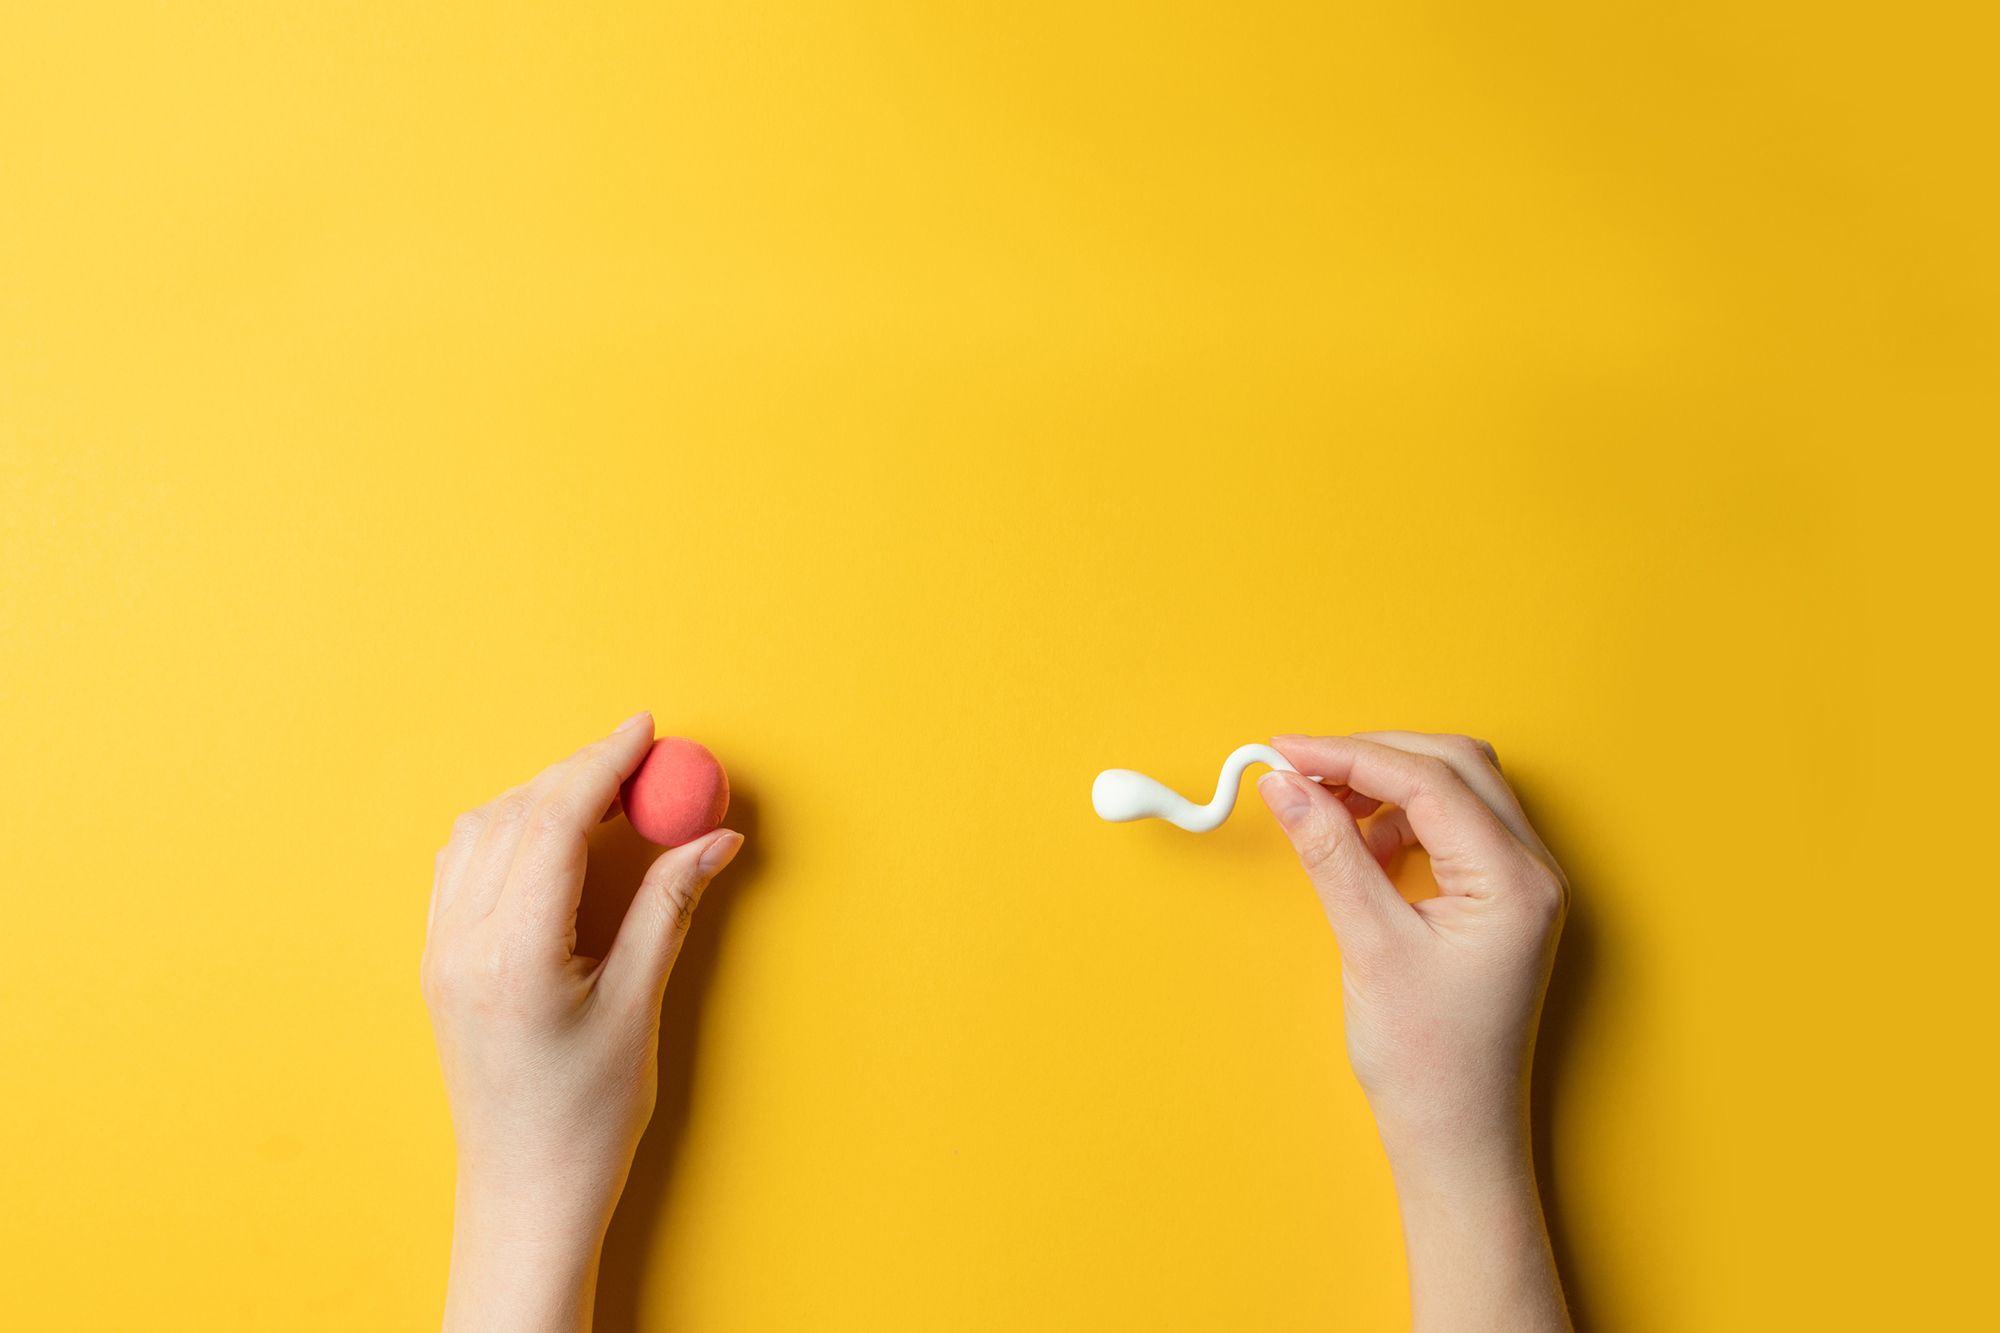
[{"x1": 1092, "y1": 743, "x2": 1314, "y2": 833}]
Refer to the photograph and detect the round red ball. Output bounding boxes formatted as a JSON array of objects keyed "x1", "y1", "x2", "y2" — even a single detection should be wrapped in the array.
[{"x1": 620, "y1": 737, "x2": 730, "y2": 847}]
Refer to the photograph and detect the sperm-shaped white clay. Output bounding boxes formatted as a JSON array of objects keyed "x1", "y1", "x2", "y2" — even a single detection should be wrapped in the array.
[{"x1": 1092, "y1": 743, "x2": 1315, "y2": 833}]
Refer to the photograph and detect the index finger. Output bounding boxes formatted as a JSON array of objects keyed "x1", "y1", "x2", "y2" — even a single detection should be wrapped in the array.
[
  {"x1": 1350, "y1": 730, "x2": 1556, "y2": 866},
  {"x1": 1269, "y1": 734, "x2": 1529, "y2": 895},
  {"x1": 496, "y1": 712, "x2": 658, "y2": 939}
]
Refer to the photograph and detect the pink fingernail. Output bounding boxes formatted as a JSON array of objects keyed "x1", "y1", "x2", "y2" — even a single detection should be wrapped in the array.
[
  {"x1": 1259, "y1": 771, "x2": 1312, "y2": 826},
  {"x1": 616, "y1": 710, "x2": 653, "y2": 734},
  {"x1": 698, "y1": 830, "x2": 744, "y2": 875}
]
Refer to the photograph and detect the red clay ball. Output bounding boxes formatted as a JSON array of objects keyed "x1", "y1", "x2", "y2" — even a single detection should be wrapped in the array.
[{"x1": 620, "y1": 737, "x2": 730, "y2": 847}]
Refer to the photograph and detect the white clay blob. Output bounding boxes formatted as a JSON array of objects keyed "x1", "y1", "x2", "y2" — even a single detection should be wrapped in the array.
[{"x1": 1092, "y1": 743, "x2": 1316, "y2": 833}]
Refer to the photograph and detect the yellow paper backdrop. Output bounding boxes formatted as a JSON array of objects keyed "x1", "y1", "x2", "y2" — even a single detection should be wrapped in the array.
[{"x1": 3, "y1": 3, "x2": 1992, "y2": 1328}]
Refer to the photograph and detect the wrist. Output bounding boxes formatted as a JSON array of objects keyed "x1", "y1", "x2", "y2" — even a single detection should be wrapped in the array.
[
  {"x1": 1384, "y1": 1130, "x2": 1538, "y2": 1228},
  {"x1": 444, "y1": 1174, "x2": 611, "y2": 1333},
  {"x1": 453, "y1": 1157, "x2": 622, "y2": 1249},
  {"x1": 1369, "y1": 1076, "x2": 1528, "y2": 1169},
  {"x1": 1375, "y1": 1110, "x2": 1570, "y2": 1333},
  {"x1": 1377, "y1": 1113, "x2": 1528, "y2": 1185}
]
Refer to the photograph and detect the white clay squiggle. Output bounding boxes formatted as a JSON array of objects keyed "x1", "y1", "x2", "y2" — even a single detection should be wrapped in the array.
[{"x1": 1092, "y1": 743, "x2": 1315, "y2": 833}]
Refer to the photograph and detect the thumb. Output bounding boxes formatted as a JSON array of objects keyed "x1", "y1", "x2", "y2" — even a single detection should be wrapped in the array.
[
  {"x1": 1257, "y1": 771, "x2": 1409, "y2": 947},
  {"x1": 600, "y1": 829, "x2": 744, "y2": 1009}
]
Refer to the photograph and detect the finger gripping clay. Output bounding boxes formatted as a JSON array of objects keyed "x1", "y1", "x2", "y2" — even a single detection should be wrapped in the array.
[{"x1": 620, "y1": 737, "x2": 730, "y2": 846}]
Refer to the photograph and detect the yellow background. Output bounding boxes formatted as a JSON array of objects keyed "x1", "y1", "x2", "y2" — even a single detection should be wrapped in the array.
[{"x1": 3, "y1": 3, "x2": 1993, "y2": 1328}]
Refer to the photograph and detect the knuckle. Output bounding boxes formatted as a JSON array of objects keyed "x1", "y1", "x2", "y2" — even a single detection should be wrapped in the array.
[
  {"x1": 1296, "y1": 826, "x2": 1348, "y2": 878},
  {"x1": 659, "y1": 873, "x2": 702, "y2": 934},
  {"x1": 419, "y1": 946, "x2": 462, "y2": 1004},
  {"x1": 647, "y1": 866, "x2": 705, "y2": 937},
  {"x1": 1520, "y1": 864, "x2": 1568, "y2": 920},
  {"x1": 474, "y1": 937, "x2": 519, "y2": 982},
  {"x1": 490, "y1": 791, "x2": 534, "y2": 827},
  {"x1": 448, "y1": 811, "x2": 485, "y2": 843},
  {"x1": 668, "y1": 887, "x2": 699, "y2": 935},
  {"x1": 530, "y1": 798, "x2": 576, "y2": 840},
  {"x1": 1446, "y1": 734, "x2": 1498, "y2": 766},
  {"x1": 420, "y1": 936, "x2": 527, "y2": 1010},
  {"x1": 1409, "y1": 753, "x2": 1453, "y2": 790}
]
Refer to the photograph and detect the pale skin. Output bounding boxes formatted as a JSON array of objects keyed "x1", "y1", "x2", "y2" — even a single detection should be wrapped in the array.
[
  {"x1": 425, "y1": 723, "x2": 1569, "y2": 1330},
  {"x1": 422, "y1": 711, "x2": 742, "y2": 1333},
  {"x1": 1258, "y1": 733, "x2": 1572, "y2": 1333}
]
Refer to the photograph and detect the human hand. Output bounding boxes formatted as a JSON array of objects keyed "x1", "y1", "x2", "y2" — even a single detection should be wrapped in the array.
[
  {"x1": 1258, "y1": 731, "x2": 1570, "y2": 1331},
  {"x1": 422, "y1": 712, "x2": 743, "y2": 1333}
]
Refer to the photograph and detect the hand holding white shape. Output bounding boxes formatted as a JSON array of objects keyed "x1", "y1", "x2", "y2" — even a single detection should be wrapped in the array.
[{"x1": 1092, "y1": 743, "x2": 1314, "y2": 832}]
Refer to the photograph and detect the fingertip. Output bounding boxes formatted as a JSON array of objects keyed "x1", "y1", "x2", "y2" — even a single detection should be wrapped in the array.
[
  {"x1": 1258, "y1": 770, "x2": 1315, "y2": 830},
  {"x1": 1269, "y1": 734, "x2": 1323, "y2": 768},
  {"x1": 602, "y1": 711, "x2": 659, "y2": 781},
  {"x1": 697, "y1": 828, "x2": 744, "y2": 877},
  {"x1": 1269, "y1": 733, "x2": 1343, "y2": 770},
  {"x1": 606, "y1": 711, "x2": 657, "y2": 770}
]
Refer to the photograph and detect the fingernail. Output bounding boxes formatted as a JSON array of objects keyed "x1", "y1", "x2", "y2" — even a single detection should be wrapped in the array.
[
  {"x1": 615, "y1": 710, "x2": 652, "y2": 734},
  {"x1": 1259, "y1": 771, "x2": 1312, "y2": 827},
  {"x1": 698, "y1": 830, "x2": 743, "y2": 875}
]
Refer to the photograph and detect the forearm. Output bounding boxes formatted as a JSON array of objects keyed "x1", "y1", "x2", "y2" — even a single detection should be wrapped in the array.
[{"x1": 1384, "y1": 1123, "x2": 1570, "y2": 1333}]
